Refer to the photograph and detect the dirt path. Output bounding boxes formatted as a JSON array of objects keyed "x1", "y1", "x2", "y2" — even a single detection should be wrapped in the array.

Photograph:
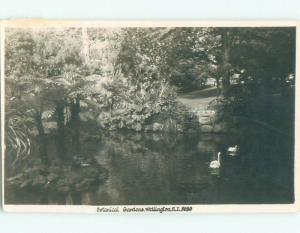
[{"x1": 178, "y1": 87, "x2": 218, "y2": 113}]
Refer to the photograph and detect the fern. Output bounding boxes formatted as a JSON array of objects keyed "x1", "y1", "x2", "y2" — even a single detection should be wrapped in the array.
[
  {"x1": 6, "y1": 111, "x2": 31, "y2": 166},
  {"x1": 41, "y1": 107, "x2": 56, "y2": 120}
]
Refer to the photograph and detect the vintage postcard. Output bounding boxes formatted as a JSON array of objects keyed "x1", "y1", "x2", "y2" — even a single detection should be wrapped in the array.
[{"x1": 1, "y1": 20, "x2": 299, "y2": 213}]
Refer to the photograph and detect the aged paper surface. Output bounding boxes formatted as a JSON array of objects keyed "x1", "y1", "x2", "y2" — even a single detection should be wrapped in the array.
[{"x1": 1, "y1": 20, "x2": 299, "y2": 213}]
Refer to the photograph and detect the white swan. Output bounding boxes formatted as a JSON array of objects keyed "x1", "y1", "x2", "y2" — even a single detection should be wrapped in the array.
[
  {"x1": 227, "y1": 145, "x2": 239, "y2": 153},
  {"x1": 209, "y1": 152, "x2": 221, "y2": 169}
]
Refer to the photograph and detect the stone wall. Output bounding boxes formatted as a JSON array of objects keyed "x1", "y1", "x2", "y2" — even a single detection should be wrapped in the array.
[{"x1": 187, "y1": 99, "x2": 230, "y2": 134}]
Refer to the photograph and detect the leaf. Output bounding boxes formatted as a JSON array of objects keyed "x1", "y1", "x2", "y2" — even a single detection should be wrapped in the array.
[
  {"x1": 20, "y1": 179, "x2": 32, "y2": 189},
  {"x1": 42, "y1": 107, "x2": 56, "y2": 120},
  {"x1": 7, "y1": 173, "x2": 23, "y2": 182}
]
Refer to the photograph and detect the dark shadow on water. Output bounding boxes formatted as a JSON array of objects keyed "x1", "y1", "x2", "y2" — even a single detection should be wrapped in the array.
[{"x1": 5, "y1": 126, "x2": 294, "y2": 205}]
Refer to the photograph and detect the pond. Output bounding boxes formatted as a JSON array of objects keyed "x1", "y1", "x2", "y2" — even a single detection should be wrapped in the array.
[{"x1": 5, "y1": 126, "x2": 294, "y2": 205}]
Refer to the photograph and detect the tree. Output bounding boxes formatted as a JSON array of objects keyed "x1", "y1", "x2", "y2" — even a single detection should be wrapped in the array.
[
  {"x1": 5, "y1": 28, "x2": 100, "y2": 161},
  {"x1": 94, "y1": 28, "x2": 187, "y2": 131},
  {"x1": 196, "y1": 27, "x2": 296, "y2": 97}
]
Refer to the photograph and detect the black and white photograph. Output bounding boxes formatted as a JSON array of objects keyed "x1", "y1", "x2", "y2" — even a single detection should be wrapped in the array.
[{"x1": 1, "y1": 21, "x2": 299, "y2": 212}]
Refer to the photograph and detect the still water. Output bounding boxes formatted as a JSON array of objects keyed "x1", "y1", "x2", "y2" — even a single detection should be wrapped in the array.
[{"x1": 6, "y1": 128, "x2": 294, "y2": 205}]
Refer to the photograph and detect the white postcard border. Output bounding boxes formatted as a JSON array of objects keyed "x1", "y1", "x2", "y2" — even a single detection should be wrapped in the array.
[{"x1": 1, "y1": 20, "x2": 299, "y2": 214}]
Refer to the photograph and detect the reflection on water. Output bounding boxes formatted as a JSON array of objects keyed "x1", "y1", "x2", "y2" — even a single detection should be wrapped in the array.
[
  {"x1": 93, "y1": 131, "x2": 293, "y2": 205},
  {"x1": 6, "y1": 129, "x2": 294, "y2": 205}
]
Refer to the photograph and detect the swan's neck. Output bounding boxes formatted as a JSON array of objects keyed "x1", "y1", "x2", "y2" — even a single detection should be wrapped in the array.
[{"x1": 217, "y1": 153, "x2": 221, "y2": 162}]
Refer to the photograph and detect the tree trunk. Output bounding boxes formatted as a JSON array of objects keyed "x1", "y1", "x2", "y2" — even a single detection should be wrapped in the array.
[
  {"x1": 70, "y1": 98, "x2": 80, "y2": 123},
  {"x1": 82, "y1": 27, "x2": 90, "y2": 64},
  {"x1": 221, "y1": 31, "x2": 231, "y2": 97},
  {"x1": 35, "y1": 113, "x2": 48, "y2": 164},
  {"x1": 70, "y1": 98, "x2": 81, "y2": 154},
  {"x1": 56, "y1": 102, "x2": 66, "y2": 159},
  {"x1": 215, "y1": 76, "x2": 221, "y2": 95}
]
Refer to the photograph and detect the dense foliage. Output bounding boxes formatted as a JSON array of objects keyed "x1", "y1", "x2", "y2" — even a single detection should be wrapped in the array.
[{"x1": 5, "y1": 27, "x2": 296, "y2": 165}]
